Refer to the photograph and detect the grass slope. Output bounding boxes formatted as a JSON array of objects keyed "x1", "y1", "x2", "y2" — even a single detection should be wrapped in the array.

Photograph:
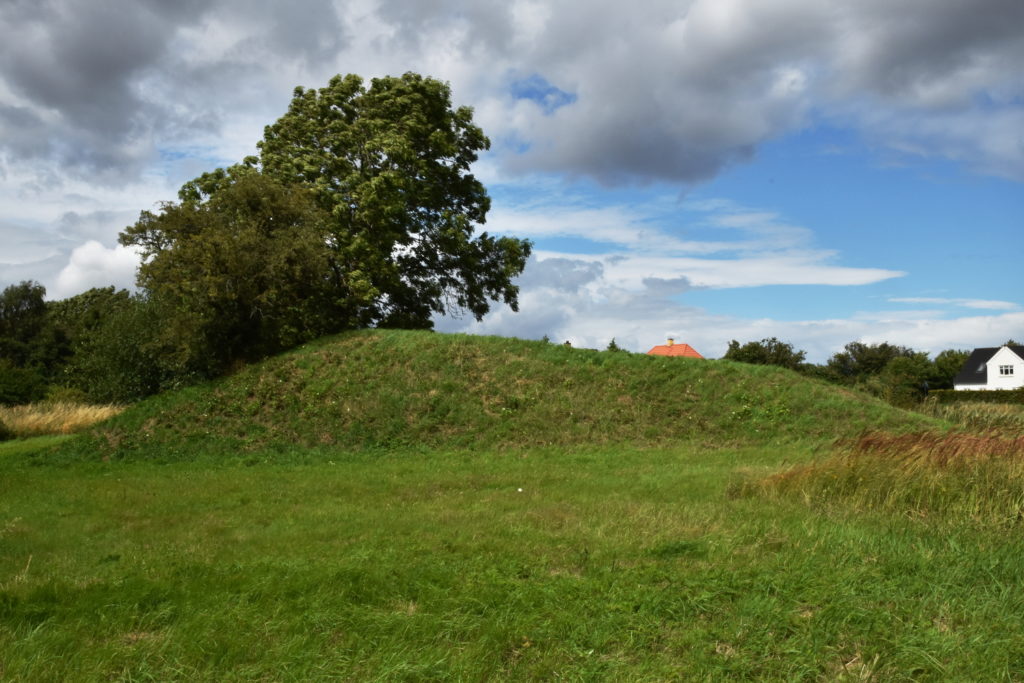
[{"x1": 58, "y1": 329, "x2": 933, "y2": 462}]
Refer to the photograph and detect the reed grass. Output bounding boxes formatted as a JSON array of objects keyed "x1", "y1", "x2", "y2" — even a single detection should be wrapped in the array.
[
  {"x1": 920, "y1": 398, "x2": 1024, "y2": 436},
  {"x1": 744, "y1": 431, "x2": 1024, "y2": 527},
  {"x1": 0, "y1": 402, "x2": 124, "y2": 438}
]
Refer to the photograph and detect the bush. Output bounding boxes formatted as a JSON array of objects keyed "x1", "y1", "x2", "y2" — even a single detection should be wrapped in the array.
[
  {"x1": 0, "y1": 417, "x2": 12, "y2": 441},
  {"x1": 64, "y1": 296, "x2": 184, "y2": 403},
  {"x1": 45, "y1": 385, "x2": 90, "y2": 404},
  {"x1": 0, "y1": 364, "x2": 47, "y2": 406}
]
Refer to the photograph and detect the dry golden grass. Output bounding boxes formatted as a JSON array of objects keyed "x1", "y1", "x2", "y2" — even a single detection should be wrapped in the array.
[
  {"x1": 0, "y1": 402, "x2": 125, "y2": 437},
  {"x1": 847, "y1": 430, "x2": 1024, "y2": 465},
  {"x1": 744, "y1": 430, "x2": 1024, "y2": 527},
  {"x1": 920, "y1": 399, "x2": 1024, "y2": 436}
]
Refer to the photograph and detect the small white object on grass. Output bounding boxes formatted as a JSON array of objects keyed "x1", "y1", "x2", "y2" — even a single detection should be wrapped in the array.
[{"x1": 517, "y1": 488, "x2": 523, "y2": 492}]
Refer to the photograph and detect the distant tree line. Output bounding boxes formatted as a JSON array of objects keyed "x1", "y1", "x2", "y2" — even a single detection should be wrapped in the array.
[
  {"x1": 722, "y1": 337, "x2": 973, "y2": 407},
  {"x1": 0, "y1": 282, "x2": 997, "y2": 409}
]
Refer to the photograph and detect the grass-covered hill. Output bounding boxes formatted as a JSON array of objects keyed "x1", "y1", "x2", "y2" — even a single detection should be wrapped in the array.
[
  {"x1": 9, "y1": 331, "x2": 1024, "y2": 681},
  {"x1": 61, "y1": 330, "x2": 935, "y2": 461}
]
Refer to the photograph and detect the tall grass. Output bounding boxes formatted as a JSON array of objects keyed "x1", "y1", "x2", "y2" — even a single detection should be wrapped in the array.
[
  {"x1": 744, "y1": 431, "x2": 1024, "y2": 527},
  {"x1": 919, "y1": 398, "x2": 1024, "y2": 436},
  {"x1": 0, "y1": 402, "x2": 124, "y2": 438}
]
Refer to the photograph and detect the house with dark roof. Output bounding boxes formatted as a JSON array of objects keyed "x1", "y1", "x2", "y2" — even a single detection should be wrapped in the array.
[
  {"x1": 953, "y1": 345, "x2": 1024, "y2": 391},
  {"x1": 646, "y1": 337, "x2": 703, "y2": 359}
]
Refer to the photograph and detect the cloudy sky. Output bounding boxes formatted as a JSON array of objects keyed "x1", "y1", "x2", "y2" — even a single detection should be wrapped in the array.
[{"x1": 1, "y1": 0, "x2": 1022, "y2": 361}]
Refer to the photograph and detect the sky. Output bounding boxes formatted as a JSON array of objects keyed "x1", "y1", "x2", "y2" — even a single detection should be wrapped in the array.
[{"x1": 1, "y1": 0, "x2": 1022, "y2": 362}]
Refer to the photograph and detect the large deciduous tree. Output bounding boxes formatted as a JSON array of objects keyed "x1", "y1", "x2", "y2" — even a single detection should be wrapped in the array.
[{"x1": 178, "y1": 72, "x2": 531, "y2": 330}]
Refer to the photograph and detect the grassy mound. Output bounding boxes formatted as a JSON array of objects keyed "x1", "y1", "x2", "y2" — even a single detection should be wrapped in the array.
[{"x1": 58, "y1": 330, "x2": 934, "y2": 461}]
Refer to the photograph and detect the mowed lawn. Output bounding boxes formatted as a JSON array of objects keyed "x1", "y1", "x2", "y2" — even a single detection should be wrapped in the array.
[{"x1": 3, "y1": 439, "x2": 1024, "y2": 681}]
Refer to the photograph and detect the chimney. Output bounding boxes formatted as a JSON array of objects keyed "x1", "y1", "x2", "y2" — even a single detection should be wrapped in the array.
[{"x1": 667, "y1": 337, "x2": 674, "y2": 347}]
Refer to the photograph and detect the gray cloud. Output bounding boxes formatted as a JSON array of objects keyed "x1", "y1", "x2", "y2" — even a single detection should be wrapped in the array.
[
  {"x1": 2, "y1": 0, "x2": 1021, "y2": 190},
  {"x1": 517, "y1": 256, "x2": 604, "y2": 292},
  {"x1": 641, "y1": 277, "x2": 695, "y2": 297},
  {"x1": 56, "y1": 209, "x2": 138, "y2": 245},
  {"x1": 418, "y1": 0, "x2": 1023, "y2": 183},
  {"x1": 0, "y1": 0, "x2": 345, "y2": 185},
  {"x1": 436, "y1": 255, "x2": 705, "y2": 348}
]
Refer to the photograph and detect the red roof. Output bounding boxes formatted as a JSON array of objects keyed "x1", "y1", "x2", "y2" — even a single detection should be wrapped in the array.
[{"x1": 647, "y1": 343, "x2": 703, "y2": 358}]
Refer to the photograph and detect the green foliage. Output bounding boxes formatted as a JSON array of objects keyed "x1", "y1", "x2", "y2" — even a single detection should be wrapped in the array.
[
  {"x1": 180, "y1": 72, "x2": 531, "y2": 330},
  {"x1": 723, "y1": 337, "x2": 806, "y2": 370},
  {"x1": 47, "y1": 287, "x2": 133, "y2": 343},
  {"x1": 121, "y1": 173, "x2": 356, "y2": 377},
  {"x1": 61, "y1": 295, "x2": 174, "y2": 403},
  {"x1": 825, "y1": 341, "x2": 919, "y2": 383},
  {"x1": 929, "y1": 348, "x2": 970, "y2": 389},
  {"x1": 0, "y1": 416, "x2": 11, "y2": 441},
  {"x1": 605, "y1": 337, "x2": 625, "y2": 352},
  {"x1": 817, "y1": 342, "x2": 974, "y2": 407},
  {"x1": 110, "y1": 72, "x2": 531, "y2": 389},
  {"x1": 865, "y1": 353, "x2": 932, "y2": 407},
  {"x1": 0, "y1": 281, "x2": 71, "y2": 381},
  {"x1": 0, "y1": 280, "x2": 47, "y2": 350},
  {"x1": 929, "y1": 387, "x2": 1024, "y2": 405},
  {"x1": 0, "y1": 363, "x2": 47, "y2": 406}
]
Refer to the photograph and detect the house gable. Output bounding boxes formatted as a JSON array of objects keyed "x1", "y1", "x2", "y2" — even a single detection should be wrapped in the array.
[
  {"x1": 953, "y1": 345, "x2": 1024, "y2": 390},
  {"x1": 985, "y1": 346, "x2": 1024, "y2": 391}
]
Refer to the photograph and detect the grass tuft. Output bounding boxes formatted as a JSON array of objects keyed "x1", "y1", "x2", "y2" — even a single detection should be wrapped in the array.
[{"x1": 0, "y1": 402, "x2": 124, "y2": 438}]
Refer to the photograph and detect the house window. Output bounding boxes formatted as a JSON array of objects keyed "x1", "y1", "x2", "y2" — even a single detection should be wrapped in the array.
[{"x1": 999, "y1": 365, "x2": 1014, "y2": 376}]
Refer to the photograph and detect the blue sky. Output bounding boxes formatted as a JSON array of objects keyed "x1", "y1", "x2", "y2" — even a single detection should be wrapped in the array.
[{"x1": 1, "y1": 0, "x2": 1021, "y2": 361}]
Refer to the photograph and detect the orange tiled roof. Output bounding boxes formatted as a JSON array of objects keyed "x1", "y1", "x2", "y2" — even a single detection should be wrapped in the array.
[{"x1": 646, "y1": 343, "x2": 703, "y2": 358}]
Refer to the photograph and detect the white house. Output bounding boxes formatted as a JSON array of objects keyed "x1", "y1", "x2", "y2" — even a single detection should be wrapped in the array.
[{"x1": 953, "y1": 345, "x2": 1024, "y2": 391}]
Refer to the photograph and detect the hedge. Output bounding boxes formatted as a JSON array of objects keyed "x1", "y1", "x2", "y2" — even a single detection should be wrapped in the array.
[{"x1": 929, "y1": 387, "x2": 1024, "y2": 405}]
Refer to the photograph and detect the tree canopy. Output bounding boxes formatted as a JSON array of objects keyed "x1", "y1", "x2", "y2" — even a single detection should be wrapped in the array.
[
  {"x1": 825, "y1": 341, "x2": 920, "y2": 383},
  {"x1": 723, "y1": 337, "x2": 806, "y2": 370},
  {"x1": 173, "y1": 72, "x2": 531, "y2": 331},
  {"x1": 122, "y1": 172, "x2": 353, "y2": 374}
]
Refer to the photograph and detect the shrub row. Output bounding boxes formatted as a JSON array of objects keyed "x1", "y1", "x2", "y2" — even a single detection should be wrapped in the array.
[{"x1": 929, "y1": 388, "x2": 1024, "y2": 405}]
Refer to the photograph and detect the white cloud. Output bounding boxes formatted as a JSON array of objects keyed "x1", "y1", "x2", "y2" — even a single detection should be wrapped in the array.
[
  {"x1": 888, "y1": 297, "x2": 1020, "y2": 311},
  {"x1": 51, "y1": 240, "x2": 140, "y2": 299},
  {"x1": 486, "y1": 189, "x2": 905, "y2": 289},
  {"x1": 437, "y1": 263, "x2": 1024, "y2": 362}
]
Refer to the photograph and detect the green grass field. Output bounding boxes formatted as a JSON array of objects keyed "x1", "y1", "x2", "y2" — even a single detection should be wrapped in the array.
[{"x1": 2, "y1": 331, "x2": 1022, "y2": 680}]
